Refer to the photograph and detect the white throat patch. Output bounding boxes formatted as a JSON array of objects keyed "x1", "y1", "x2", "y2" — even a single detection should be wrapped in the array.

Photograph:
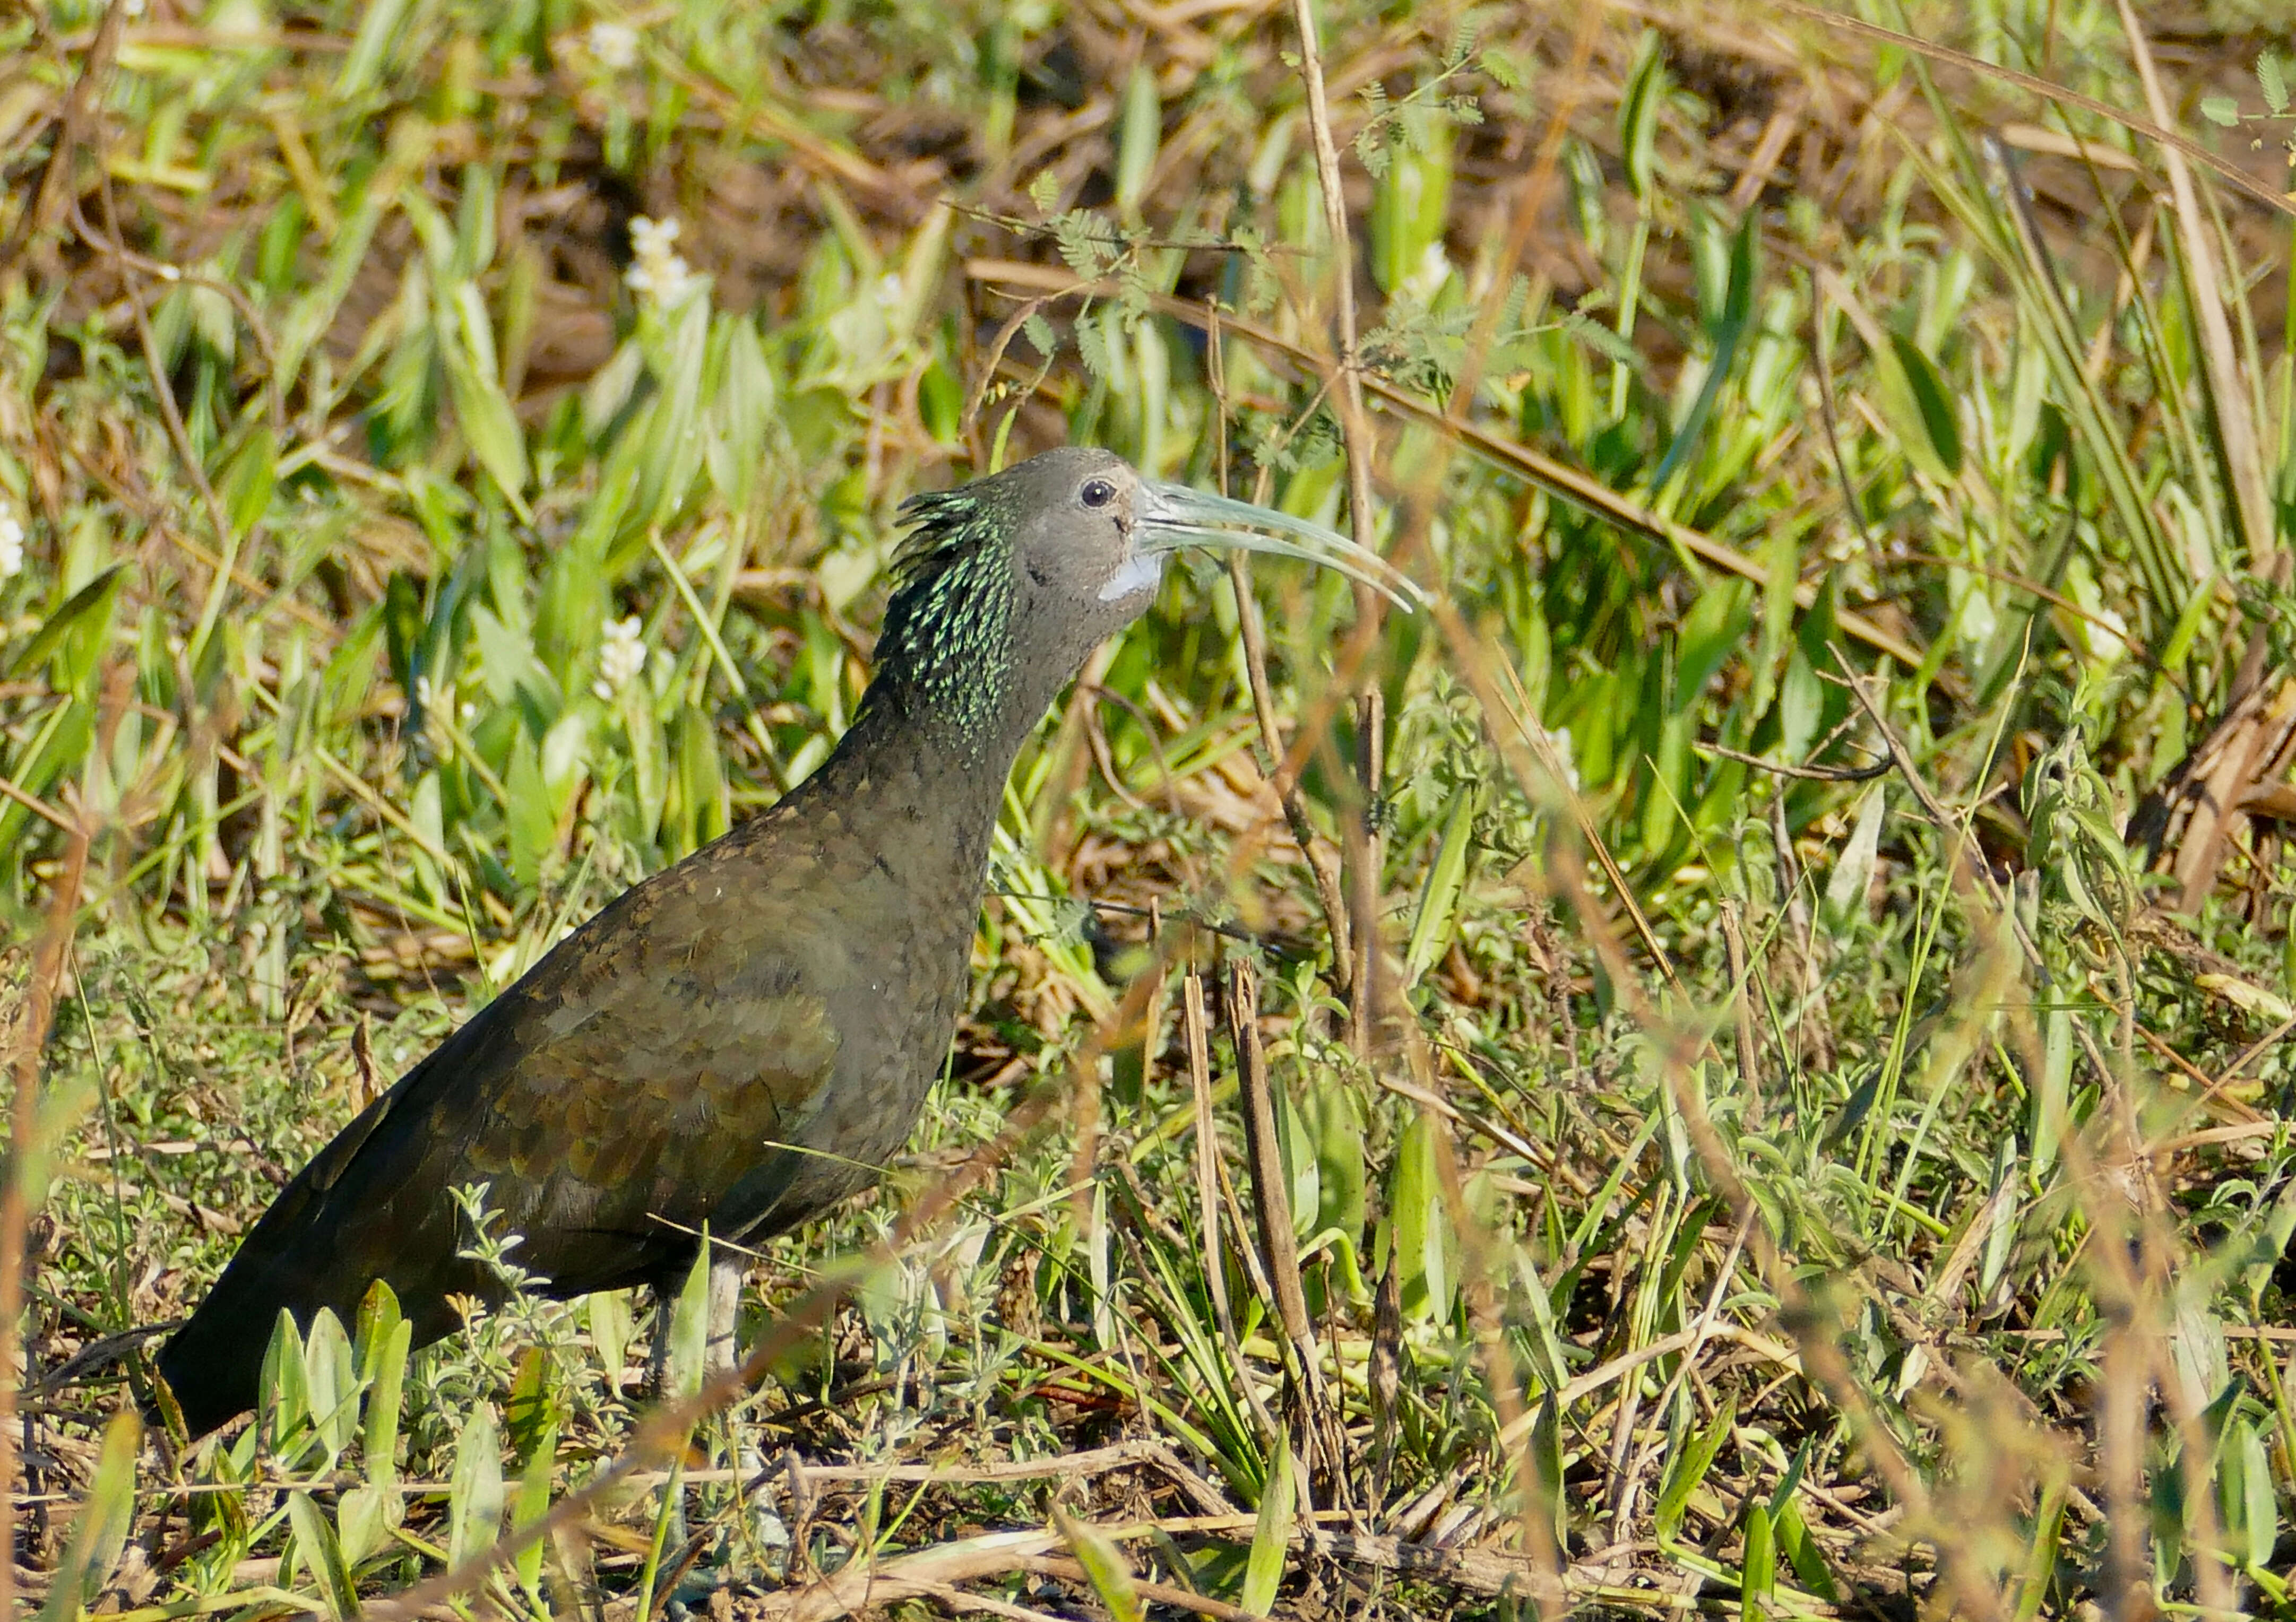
[{"x1": 1097, "y1": 551, "x2": 1164, "y2": 603}]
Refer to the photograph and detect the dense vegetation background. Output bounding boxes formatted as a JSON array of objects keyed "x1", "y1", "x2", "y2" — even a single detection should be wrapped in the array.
[{"x1": 3, "y1": 0, "x2": 2295, "y2": 1616}]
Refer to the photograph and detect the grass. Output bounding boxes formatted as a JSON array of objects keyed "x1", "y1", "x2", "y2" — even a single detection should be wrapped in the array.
[{"x1": 4, "y1": 0, "x2": 2296, "y2": 1616}]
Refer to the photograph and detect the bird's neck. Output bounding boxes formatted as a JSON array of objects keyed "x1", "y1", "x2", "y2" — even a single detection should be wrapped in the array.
[
  {"x1": 781, "y1": 681, "x2": 1025, "y2": 909},
  {"x1": 850, "y1": 556, "x2": 1076, "y2": 777},
  {"x1": 831, "y1": 655, "x2": 1060, "y2": 800}
]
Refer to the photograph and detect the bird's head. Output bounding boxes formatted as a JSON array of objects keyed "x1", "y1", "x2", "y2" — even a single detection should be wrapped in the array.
[{"x1": 872, "y1": 447, "x2": 1419, "y2": 757}]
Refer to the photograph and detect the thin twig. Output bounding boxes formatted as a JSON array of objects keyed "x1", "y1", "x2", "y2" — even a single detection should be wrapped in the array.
[
  {"x1": 1691, "y1": 740, "x2": 1891, "y2": 782},
  {"x1": 1227, "y1": 959, "x2": 1344, "y2": 1496},
  {"x1": 1181, "y1": 972, "x2": 1280, "y2": 1451},
  {"x1": 1207, "y1": 326, "x2": 1354, "y2": 991},
  {"x1": 1349, "y1": 689, "x2": 1384, "y2": 1054},
  {"x1": 1223, "y1": 550, "x2": 1354, "y2": 986},
  {"x1": 1284, "y1": 0, "x2": 1391, "y2": 1054},
  {"x1": 1282, "y1": 0, "x2": 1379, "y2": 565}
]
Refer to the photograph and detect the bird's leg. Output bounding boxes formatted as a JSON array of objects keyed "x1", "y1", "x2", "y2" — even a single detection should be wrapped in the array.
[
  {"x1": 705, "y1": 1246, "x2": 745, "y2": 1376},
  {"x1": 641, "y1": 1243, "x2": 750, "y2": 1581},
  {"x1": 704, "y1": 1247, "x2": 784, "y2": 1575},
  {"x1": 644, "y1": 1241, "x2": 749, "y2": 1389}
]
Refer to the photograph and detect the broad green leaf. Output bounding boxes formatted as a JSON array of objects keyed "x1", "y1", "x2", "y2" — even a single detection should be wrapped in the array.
[
  {"x1": 1392, "y1": 1109, "x2": 1457, "y2": 1321},
  {"x1": 1054, "y1": 1507, "x2": 1144, "y2": 1622},
  {"x1": 0, "y1": 691, "x2": 83, "y2": 856},
  {"x1": 513, "y1": 1421, "x2": 559, "y2": 1600},
  {"x1": 1114, "y1": 64, "x2": 1161, "y2": 219},
  {"x1": 1777, "y1": 646, "x2": 1822, "y2": 761},
  {"x1": 1301, "y1": 1082, "x2": 1367, "y2": 1244},
  {"x1": 1655, "y1": 1397, "x2": 1734, "y2": 1549},
  {"x1": 1240, "y1": 1443, "x2": 1298, "y2": 1615},
  {"x1": 1888, "y1": 329, "x2": 1963, "y2": 478},
  {"x1": 444, "y1": 348, "x2": 531, "y2": 514},
  {"x1": 336, "y1": 1484, "x2": 391, "y2": 1568},
  {"x1": 448, "y1": 1402, "x2": 506, "y2": 1572},
  {"x1": 10, "y1": 567, "x2": 124, "y2": 678},
  {"x1": 454, "y1": 165, "x2": 497, "y2": 280},
  {"x1": 918, "y1": 357, "x2": 962, "y2": 443},
  {"x1": 589, "y1": 1290, "x2": 635, "y2": 1392},
  {"x1": 261, "y1": 1307, "x2": 312, "y2": 1455},
  {"x1": 1740, "y1": 1500, "x2": 1774, "y2": 1621},
  {"x1": 469, "y1": 604, "x2": 543, "y2": 705},
  {"x1": 2031, "y1": 1007, "x2": 2070, "y2": 1183},
  {"x1": 668, "y1": 702, "x2": 728, "y2": 855},
  {"x1": 217, "y1": 425, "x2": 278, "y2": 541},
  {"x1": 2220, "y1": 1417, "x2": 2275, "y2": 1571},
  {"x1": 361, "y1": 1319, "x2": 410, "y2": 1500},
  {"x1": 1773, "y1": 1494, "x2": 1838, "y2": 1601},
  {"x1": 2199, "y1": 95, "x2": 2240, "y2": 126},
  {"x1": 666, "y1": 1242, "x2": 712, "y2": 1400},
  {"x1": 1821, "y1": 785, "x2": 1885, "y2": 931},
  {"x1": 1404, "y1": 782, "x2": 1477, "y2": 987},
  {"x1": 337, "y1": 0, "x2": 412, "y2": 97},
  {"x1": 1650, "y1": 206, "x2": 1757, "y2": 488},
  {"x1": 1273, "y1": 1082, "x2": 1319, "y2": 1242},
  {"x1": 303, "y1": 1308, "x2": 360, "y2": 1465},
  {"x1": 505, "y1": 728, "x2": 555, "y2": 891},
  {"x1": 1527, "y1": 1393, "x2": 1567, "y2": 1555},
  {"x1": 353, "y1": 1279, "x2": 403, "y2": 1384},
  {"x1": 506, "y1": 1346, "x2": 564, "y2": 1468},
  {"x1": 36, "y1": 1412, "x2": 139, "y2": 1622},
  {"x1": 632, "y1": 297, "x2": 713, "y2": 532},
  {"x1": 1617, "y1": 31, "x2": 1666, "y2": 201},
  {"x1": 2009, "y1": 1478, "x2": 2064, "y2": 1622},
  {"x1": 284, "y1": 1491, "x2": 358, "y2": 1621},
  {"x1": 1676, "y1": 578, "x2": 1753, "y2": 705},
  {"x1": 1370, "y1": 101, "x2": 1455, "y2": 296},
  {"x1": 704, "y1": 316, "x2": 776, "y2": 507}
]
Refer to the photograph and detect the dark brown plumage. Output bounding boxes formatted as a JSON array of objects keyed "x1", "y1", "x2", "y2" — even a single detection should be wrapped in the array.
[{"x1": 155, "y1": 447, "x2": 1415, "y2": 1437}]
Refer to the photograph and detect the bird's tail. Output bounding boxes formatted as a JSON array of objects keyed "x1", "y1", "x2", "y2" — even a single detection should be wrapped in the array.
[{"x1": 153, "y1": 1298, "x2": 270, "y2": 1439}]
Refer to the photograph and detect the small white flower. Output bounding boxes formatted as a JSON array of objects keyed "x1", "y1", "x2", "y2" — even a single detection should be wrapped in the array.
[
  {"x1": 586, "y1": 20, "x2": 638, "y2": 71},
  {"x1": 626, "y1": 215, "x2": 703, "y2": 308},
  {"x1": 0, "y1": 509, "x2": 24, "y2": 580},
  {"x1": 1396, "y1": 240, "x2": 1453, "y2": 307},
  {"x1": 122, "y1": 0, "x2": 148, "y2": 16},
  {"x1": 2077, "y1": 603, "x2": 2130, "y2": 661},
  {"x1": 594, "y1": 614, "x2": 646, "y2": 699}
]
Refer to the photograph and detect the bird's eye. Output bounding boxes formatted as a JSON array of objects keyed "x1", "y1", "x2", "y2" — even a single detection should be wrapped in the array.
[{"x1": 1079, "y1": 478, "x2": 1117, "y2": 509}]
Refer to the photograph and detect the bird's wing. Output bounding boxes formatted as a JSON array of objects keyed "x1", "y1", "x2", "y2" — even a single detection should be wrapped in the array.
[
  {"x1": 190, "y1": 849, "x2": 853, "y2": 1338},
  {"x1": 456, "y1": 903, "x2": 849, "y2": 1280}
]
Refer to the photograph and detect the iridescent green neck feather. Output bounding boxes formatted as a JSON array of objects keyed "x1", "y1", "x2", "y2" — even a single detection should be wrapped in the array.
[{"x1": 854, "y1": 490, "x2": 1019, "y2": 764}]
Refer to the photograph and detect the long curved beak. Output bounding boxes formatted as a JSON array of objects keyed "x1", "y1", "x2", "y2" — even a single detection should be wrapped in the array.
[{"x1": 1137, "y1": 482, "x2": 1425, "y2": 611}]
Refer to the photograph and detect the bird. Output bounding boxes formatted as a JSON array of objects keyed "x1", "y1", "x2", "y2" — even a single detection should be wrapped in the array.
[{"x1": 154, "y1": 446, "x2": 1418, "y2": 1437}]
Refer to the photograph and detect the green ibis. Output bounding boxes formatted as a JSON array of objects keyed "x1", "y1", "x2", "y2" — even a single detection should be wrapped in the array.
[{"x1": 154, "y1": 446, "x2": 1415, "y2": 1436}]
